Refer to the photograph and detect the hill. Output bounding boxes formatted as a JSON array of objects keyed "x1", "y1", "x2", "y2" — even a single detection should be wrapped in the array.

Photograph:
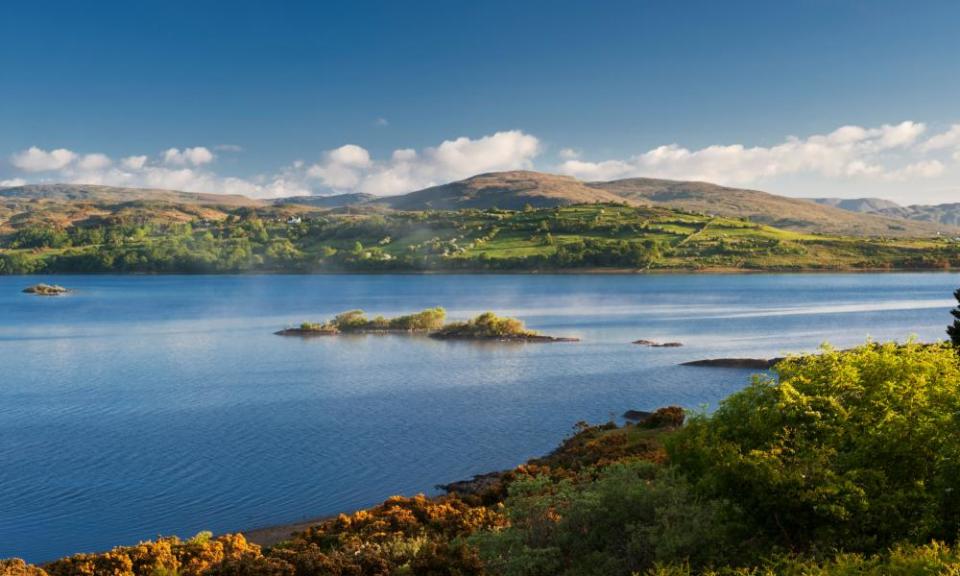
[
  {"x1": 275, "y1": 192, "x2": 377, "y2": 208},
  {"x1": 588, "y1": 177, "x2": 950, "y2": 237},
  {"x1": 812, "y1": 197, "x2": 903, "y2": 213},
  {"x1": 813, "y1": 197, "x2": 960, "y2": 228},
  {"x1": 378, "y1": 170, "x2": 634, "y2": 211},
  {"x1": 0, "y1": 183, "x2": 261, "y2": 207},
  {"x1": 0, "y1": 184, "x2": 275, "y2": 234},
  {"x1": 3, "y1": 175, "x2": 955, "y2": 238}
]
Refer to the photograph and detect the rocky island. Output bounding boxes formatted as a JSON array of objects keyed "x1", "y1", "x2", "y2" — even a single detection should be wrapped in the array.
[
  {"x1": 276, "y1": 307, "x2": 446, "y2": 336},
  {"x1": 633, "y1": 339, "x2": 683, "y2": 347},
  {"x1": 429, "y1": 312, "x2": 579, "y2": 342},
  {"x1": 22, "y1": 283, "x2": 69, "y2": 296}
]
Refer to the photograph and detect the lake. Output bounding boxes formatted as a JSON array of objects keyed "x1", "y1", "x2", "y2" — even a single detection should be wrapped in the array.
[{"x1": 1, "y1": 273, "x2": 956, "y2": 562}]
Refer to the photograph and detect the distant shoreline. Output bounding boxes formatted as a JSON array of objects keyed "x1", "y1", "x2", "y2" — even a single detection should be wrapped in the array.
[{"x1": 6, "y1": 266, "x2": 960, "y2": 277}]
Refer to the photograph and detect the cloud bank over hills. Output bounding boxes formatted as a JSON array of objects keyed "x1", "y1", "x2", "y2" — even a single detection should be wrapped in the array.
[{"x1": 4, "y1": 121, "x2": 960, "y2": 203}]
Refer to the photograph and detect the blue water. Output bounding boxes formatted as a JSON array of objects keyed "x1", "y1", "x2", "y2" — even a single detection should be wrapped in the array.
[{"x1": 0, "y1": 273, "x2": 956, "y2": 562}]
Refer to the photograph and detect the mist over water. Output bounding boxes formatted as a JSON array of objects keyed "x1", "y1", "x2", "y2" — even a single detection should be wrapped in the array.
[{"x1": 1, "y1": 273, "x2": 956, "y2": 562}]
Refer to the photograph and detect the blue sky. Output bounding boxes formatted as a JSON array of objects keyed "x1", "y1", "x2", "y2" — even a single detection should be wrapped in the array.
[{"x1": 3, "y1": 0, "x2": 960, "y2": 203}]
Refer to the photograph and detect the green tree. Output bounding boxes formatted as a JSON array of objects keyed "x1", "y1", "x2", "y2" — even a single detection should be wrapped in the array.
[{"x1": 947, "y1": 288, "x2": 960, "y2": 347}]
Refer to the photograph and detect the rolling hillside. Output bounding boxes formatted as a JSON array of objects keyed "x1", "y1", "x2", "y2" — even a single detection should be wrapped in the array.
[
  {"x1": 588, "y1": 177, "x2": 950, "y2": 237},
  {"x1": 3, "y1": 173, "x2": 955, "y2": 237},
  {"x1": 813, "y1": 197, "x2": 960, "y2": 228},
  {"x1": 0, "y1": 184, "x2": 271, "y2": 233},
  {"x1": 275, "y1": 192, "x2": 377, "y2": 208},
  {"x1": 377, "y1": 171, "x2": 634, "y2": 211}
]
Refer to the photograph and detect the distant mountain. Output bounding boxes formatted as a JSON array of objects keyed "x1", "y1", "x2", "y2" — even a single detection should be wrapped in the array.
[
  {"x1": 812, "y1": 197, "x2": 960, "y2": 228},
  {"x1": 0, "y1": 183, "x2": 261, "y2": 207},
  {"x1": 0, "y1": 183, "x2": 268, "y2": 232},
  {"x1": 275, "y1": 193, "x2": 377, "y2": 208},
  {"x1": 812, "y1": 197, "x2": 903, "y2": 213},
  {"x1": 3, "y1": 176, "x2": 956, "y2": 238},
  {"x1": 886, "y1": 204, "x2": 960, "y2": 227},
  {"x1": 588, "y1": 177, "x2": 948, "y2": 237},
  {"x1": 379, "y1": 171, "x2": 633, "y2": 211}
]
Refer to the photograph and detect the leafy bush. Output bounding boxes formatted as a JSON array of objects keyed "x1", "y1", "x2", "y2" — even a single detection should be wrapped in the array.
[
  {"x1": 470, "y1": 461, "x2": 743, "y2": 576},
  {"x1": 431, "y1": 312, "x2": 538, "y2": 338},
  {"x1": 668, "y1": 341, "x2": 960, "y2": 553}
]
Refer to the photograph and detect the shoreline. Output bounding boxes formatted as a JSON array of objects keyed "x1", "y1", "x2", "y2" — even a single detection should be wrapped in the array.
[
  {"x1": 241, "y1": 514, "x2": 340, "y2": 548},
  {"x1": 3, "y1": 267, "x2": 960, "y2": 277}
]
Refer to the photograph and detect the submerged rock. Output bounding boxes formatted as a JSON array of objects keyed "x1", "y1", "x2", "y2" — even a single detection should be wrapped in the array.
[
  {"x1": 275, "y1": 327, "x2": 339, "y2": 336},
  {"x1": 682, "y1": 357, "x2": 782, "y2": 369},
  {"x1": 430, "y1": 333, "x2": 579, "y2": 342},
  {"x1": 22, "y1": 283, "x2": 69, "y2": 296}
]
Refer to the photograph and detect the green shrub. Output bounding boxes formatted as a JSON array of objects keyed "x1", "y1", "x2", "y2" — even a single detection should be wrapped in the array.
[
  {"x1": 668, "y1": 341, "x2": 960, "y2": 553},
  {"x1": 471, "y1": 461, "x2": 743, "y2": 576}
]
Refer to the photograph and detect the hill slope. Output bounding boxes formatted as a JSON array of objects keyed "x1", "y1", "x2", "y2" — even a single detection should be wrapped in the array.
[
  {"x1": 0, "y1": 183, "x2": 261, "y2": 207},
  {"x1": 379, "y1": 171, "x2": 634, "y2": 211},
  {"x1": 813, "y1": 197, "x2": 960, "y2": 228},
  {"x1": 3, "y1": 175, "x2": 954, "y2": 237},
  {"x1": 812, "y1": 197, "x2": 903, "y2": 213},
  {"x1": 0, "y1": 184, "x2": 268, "y2": 233},
  {"x1": 274, "y1": 193, "x2": 377, "y2": 209},
  {"x1": 589, "y1": 177, "x2": 949, "y2": 237}
]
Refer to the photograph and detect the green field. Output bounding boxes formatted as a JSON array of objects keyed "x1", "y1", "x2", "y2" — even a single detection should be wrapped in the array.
[{"x1": 2, "y1": 203, "x2": 959, "y2": 274}]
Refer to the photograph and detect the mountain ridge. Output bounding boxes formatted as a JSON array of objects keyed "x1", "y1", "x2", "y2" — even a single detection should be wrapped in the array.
[{"x1": 3, "y1": 173, "x2": 956, "y2": 237}]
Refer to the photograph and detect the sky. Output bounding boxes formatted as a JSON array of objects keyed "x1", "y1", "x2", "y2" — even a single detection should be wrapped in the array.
[{"x1": 2, "y1": 0, "x2": 960, "y2": 204}]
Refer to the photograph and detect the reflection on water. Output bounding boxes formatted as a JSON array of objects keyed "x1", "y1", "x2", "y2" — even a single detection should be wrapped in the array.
[{"x1": 0, "y1": 273, "x2": 955, "y2": 561}]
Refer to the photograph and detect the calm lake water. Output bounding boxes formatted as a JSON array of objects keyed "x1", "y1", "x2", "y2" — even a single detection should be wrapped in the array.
[{"x1": 1, "y1": 273, "x2": 957, "y2": 561}]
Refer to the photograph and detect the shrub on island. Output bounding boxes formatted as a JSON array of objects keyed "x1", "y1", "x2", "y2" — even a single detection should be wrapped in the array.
[
  {"x1": 429, "y1": 312, "x2": 578, "y2": 342},
  {"x1": 277, "y1": 308, "x2": 446, "y2": 336}
]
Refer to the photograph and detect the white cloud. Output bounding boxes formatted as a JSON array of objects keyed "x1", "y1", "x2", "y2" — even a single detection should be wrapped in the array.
[
  {"x1": 121, "y1": 155, "x2": 148, "y2": 170},
  {"x1": 1, "y1": 178, "x2": 27, "y2": 187},
  {"x1": 302, "y1": 130, "x2": 541, "y2": 195},
  {"x1": 10, "y1": 146, "x2": 78, "y2": 172},
  {"x1": 374, "y1": 117, "x2": 389, "y2": 127},
  {"x1": 557, "y1": 121, "x2": 943, "y2": 186},
  {"x1": 6, "y1": 123, "x2": 960, "y2": 203},
  {"x1": 214, "y1": 144, "x2": 244, "y2": 152},
  {"x1": 922, "y1": 124, "x2": 960, "y2": 152},
  {"x1": 163, "y1": 146, "x2": 214, "y2": 166},
  {"x1": 77, "y1": 153, "x2": 112, "y2": 171}
]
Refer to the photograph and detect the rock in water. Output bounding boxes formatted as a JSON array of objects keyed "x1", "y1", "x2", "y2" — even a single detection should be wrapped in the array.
[{"x1": 23, "y1": 283, "x2": 69, "y2": 296}]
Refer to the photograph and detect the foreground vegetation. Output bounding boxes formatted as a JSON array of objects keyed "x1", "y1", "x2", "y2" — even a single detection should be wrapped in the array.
[
  {"x1": 4, "y1": 204, "x2": 960, "y2": 274},
  {"x1": 7, "y1": 340, "x2": 960, "y2": 575}
]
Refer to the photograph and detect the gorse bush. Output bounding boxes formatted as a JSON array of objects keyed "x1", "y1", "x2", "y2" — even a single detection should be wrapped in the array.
[
  {"x1": 668, "y1": 341, "x2": 960, "y2": 553},
  {"x1": 470, "y1": 462, "x2": 743, "y2": 576}
]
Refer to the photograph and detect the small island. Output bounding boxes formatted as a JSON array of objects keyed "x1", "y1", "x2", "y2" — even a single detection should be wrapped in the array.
[
  {"x1": 429, "y1": 311, "x2": 579, "y2": 342},
  {"x1": 22, "y1": 283, "x2": 69, "y2": 296},
  {"x1": 276, "y1": 307, "x2": 446, "y2": 336},
  {"x1": 633, "y1": 339, "x2": 683, "y2": 347}
]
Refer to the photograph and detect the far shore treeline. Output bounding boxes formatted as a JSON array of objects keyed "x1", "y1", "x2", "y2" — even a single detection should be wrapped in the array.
[{"x1": 4, "y1": 203, "x2": 960, "y2": 275}]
